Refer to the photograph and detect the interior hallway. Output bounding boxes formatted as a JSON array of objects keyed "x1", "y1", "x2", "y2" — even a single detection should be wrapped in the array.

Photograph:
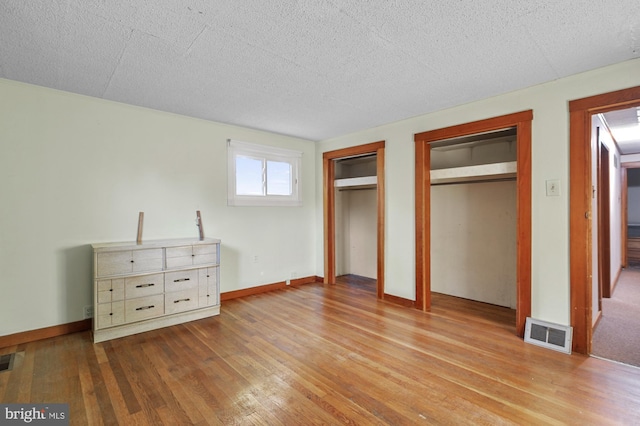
[{"x1": 592, "y1": 266, "x2": 640, "y2": 367}]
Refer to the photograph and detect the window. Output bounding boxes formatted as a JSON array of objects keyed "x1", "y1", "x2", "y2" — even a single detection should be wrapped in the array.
[{"x1": 227, "y1": 139, "x2": 302, "y2": 206}]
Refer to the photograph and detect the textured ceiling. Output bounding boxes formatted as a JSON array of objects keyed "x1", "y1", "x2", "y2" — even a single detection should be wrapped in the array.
[{"x1": 1, "y1": 1, "x2": 639, "y2": 141}]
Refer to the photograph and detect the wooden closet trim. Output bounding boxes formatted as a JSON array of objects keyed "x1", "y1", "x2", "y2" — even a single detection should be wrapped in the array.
[
  {"x1": 323, "y1": 141, "x2": 385, "y2": 299},
  {"x1": 569, "y1": 85, "x2": 640, "y2": 354},
  {"x1": 414, "y1": 110, "x2": 533, "y2": 337}
]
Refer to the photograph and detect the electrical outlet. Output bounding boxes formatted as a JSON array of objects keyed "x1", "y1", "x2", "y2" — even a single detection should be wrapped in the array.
[
  {"x1": 286, "y1": 279, "x2": 291, "y2": 285},
  {"x1": 83, "y1": 305, "x2": 93, "y2": 319}
]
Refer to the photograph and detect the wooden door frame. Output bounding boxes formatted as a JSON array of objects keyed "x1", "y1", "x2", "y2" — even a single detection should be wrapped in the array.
[
  {"x1": 323, "y1": 141, "x2": 385, "y2": 299},
  {"x1": 622, "y1": 167, "x2": 628, "y2": 268},
  {"x1": 569, "y1": 85, "x2": 640, "y2": 354},
  {"x1": 597, "y1": 140, "x2": 612, "y2": 300},
  {"x1": 414, "y1": 110, "x2": 532, "y2": 337},
  {"x1": 621, "y1": 163, "x2": 640, "y2": 267}
]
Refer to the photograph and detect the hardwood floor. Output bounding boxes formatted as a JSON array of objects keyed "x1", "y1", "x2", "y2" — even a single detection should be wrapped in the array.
[{"x1": 2, "y1": 278, "x2": 640, "y2": 425}]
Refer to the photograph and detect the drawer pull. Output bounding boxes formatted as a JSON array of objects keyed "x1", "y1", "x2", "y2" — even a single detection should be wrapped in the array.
[
  {"x1": 136, "y1": 283, "x2": 155, "y2": 288},
  {"x1": 174, "y1": 278, "x2": 191, "y2": 282},
  {"x1": 135, "y1": 305, "x2": 155, "y2": 311},
  {"x1": 174, "y1": 298, "x2": 191, "y2": 303}
]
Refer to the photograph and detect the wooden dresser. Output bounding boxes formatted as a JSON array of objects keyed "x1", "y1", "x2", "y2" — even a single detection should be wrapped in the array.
[{"x1": 92, "y1": 238, "x2": 220, "y2": 343}]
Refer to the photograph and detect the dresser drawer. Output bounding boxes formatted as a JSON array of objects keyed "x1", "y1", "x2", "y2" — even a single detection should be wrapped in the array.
[
  {"x1": 125, "y1": 295, "x2": 164, "y2": 323},
  {"x1": 125, "y1": 274, "x2": 164, "y2": 299},
  {"x1": 193, "y1": 244, "x2": 217, "y2": 265},
  {"x1": 96, "y1": 301, "x2": 124, "y2": 329},
  {"x1": 132, "y1": 249, "x2": 163, "y2": 273},
  {"x1": 165, "y1": 288, "x2": 199, "y2": 315},
  {"x1": 165, "y1": 246, "x2": 193, "y2": 268},
  {"x1": 164, "y1": 269, "x2": 198, "y2": 292},
  {"x1": 165, "y1": 244, "x2": 217, "y2": 268},
  {"x1": 198, "y1": 267, "x2": 219, "y2": 307},
  {"x1": 97, "y1": 248, "x2": 162, "y2": 277},
  {"x1": 97, "y1": 251, "x2": 132, "y2": 276},
  {"x1": 97, "y1": 278, "x2": 124, "y2": 303}
]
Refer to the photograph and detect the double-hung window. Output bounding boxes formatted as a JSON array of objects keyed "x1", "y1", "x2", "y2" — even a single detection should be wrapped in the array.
[{"x1": 227, "y1": 139, "x2": 302, "y2": 206}]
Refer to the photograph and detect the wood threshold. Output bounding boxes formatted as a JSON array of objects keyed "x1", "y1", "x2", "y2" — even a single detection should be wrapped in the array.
[
  {"x1": 383, "y1": 293, "x2": 416, "y2": 308},
  {"x1": 569, "y1": 85, "x2": 640, "y2": 354},
  {"x1": 414, "y1": 110, "x2": 532, "y2": 337}
]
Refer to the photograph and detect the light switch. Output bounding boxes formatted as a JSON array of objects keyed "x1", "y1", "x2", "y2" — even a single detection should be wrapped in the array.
[{"x1": 546, "y1": 179, "x2": 560, "y2": 196}]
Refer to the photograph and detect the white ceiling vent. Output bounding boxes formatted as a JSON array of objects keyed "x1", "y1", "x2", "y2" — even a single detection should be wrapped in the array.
[{"x1": 524, "y1": 318, "x2": 573, "y2": 354}]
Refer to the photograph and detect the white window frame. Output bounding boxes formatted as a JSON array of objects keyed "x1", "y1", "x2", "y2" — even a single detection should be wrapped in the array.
[{"x1": 227, "y1": 139, "x2": 302, "y2": 207}]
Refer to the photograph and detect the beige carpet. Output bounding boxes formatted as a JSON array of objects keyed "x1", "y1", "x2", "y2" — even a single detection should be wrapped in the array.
[{"x1": 591, "y1": 266, "x2": 640, "y2": 367}]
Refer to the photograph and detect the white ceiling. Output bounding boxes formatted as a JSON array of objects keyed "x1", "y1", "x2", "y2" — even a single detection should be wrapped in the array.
[{"x1": 1, "y1": 1, "x2": 639, "y2": 141}]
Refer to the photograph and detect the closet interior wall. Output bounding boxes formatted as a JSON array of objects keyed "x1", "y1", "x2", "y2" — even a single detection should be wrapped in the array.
[{"x1": 430, "y1": 134, "x2": 518, "y2": 308}]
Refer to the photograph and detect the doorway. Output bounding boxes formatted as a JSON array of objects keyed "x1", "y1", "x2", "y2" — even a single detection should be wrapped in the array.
[
  {"x1": 569, "y1": 85, "x2": 640, "y2": 354},
  {"x1": 323, "y1": 141, "x2": 385, "y2": 299},
  {"x1": 414, "y1": 110, "x2": 533, "y2": 337},
  {"x1": 622, "y1": 166, "x2": 640, "y2": 269}
]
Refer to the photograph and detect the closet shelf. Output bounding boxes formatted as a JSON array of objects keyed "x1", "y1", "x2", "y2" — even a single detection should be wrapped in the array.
[
  {"x1": 334, "y1": 176, "x2": 377, "y2": 189},
  {"x1": 430, "y1": 161, "x2": 516, "y2": 184}
]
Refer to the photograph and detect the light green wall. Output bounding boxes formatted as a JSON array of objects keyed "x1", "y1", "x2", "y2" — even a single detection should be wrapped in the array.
[
  {"x1": 316, "y1": 58, "x2": 640, "y2": 326},
  {"x1": 3, "y1": 58, "x2": 640, "y2": 336},
  {"x1": 0, "y1": 78, "x2": 316, "y2": 336}
]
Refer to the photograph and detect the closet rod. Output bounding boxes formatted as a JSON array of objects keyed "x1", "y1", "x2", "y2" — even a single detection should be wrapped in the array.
[{"x1": 430, "y1": 177, "x2": 516, "y2": 186}]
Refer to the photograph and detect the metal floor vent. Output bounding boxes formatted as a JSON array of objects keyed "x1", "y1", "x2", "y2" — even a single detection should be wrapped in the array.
[
  {"x1": 524, "y1": 318, "x2": 573, "y2": 354},
  {"x1": 0, "y1": 353, "x2": 16, "y2": 372}
]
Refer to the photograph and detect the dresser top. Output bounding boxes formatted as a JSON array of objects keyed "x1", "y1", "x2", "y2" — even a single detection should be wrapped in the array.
[{"x1": 92, "y1": 237, "x2": 221, "y2": 252}]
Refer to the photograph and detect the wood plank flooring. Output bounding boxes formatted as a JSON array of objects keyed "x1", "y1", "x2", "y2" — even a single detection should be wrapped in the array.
[{"x1": 2, "y1": 276, "x2": 640, "y2": 425}]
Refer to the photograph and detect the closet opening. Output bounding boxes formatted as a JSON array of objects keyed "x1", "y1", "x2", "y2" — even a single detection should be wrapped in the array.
[
  {"x1": 430, "y1": 128, "x2": 518, "y2": 311},
  {"x1": 415, "y1": 110, "x2": 532, "y2": 337},
  {"x1": 335, "y1": 154, "x2": 377, "y2": 291},
  {"x1": 323, "y1": 142, "x2": 385, "y2": 299}
]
